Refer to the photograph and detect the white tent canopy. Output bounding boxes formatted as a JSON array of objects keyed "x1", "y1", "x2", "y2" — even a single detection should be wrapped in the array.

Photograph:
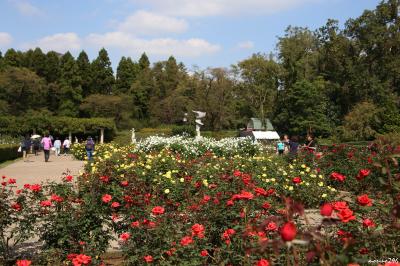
[{"x1": 252, "y1": 131, "x2": 280, "y2": 140}]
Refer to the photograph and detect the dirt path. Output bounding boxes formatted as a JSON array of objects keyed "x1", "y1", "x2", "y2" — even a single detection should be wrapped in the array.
[{"x1": 0, "y1": 152, "x2": 84, "y2": 187}]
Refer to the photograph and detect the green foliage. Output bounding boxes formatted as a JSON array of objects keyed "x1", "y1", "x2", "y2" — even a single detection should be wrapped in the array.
[
  {"x1": 0, "y1": 144, "x2": 20, "y2": 163},
  {"x1": 0, "y1": 0, "x2": 400, "y2": 137},
  {"x1": 171, "y1": 125, "x2": 195, "y2": 137},
  {"x1": 273, "y1": 79, "x2": 332, "y2": 136},
  {"x1": 0, "y1": 116, "x2": 115, "y2": 135},
  {"x1": 342, "y1": 101, "x2": 381, "y2": 141},
  {"x1": 91, "y1": 48, "x2": 114, "y2": 95}
]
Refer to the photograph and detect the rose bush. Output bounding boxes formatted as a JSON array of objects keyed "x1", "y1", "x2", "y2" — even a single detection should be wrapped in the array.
[{"x1": 2, "y1": 136, "x2": 399, "y2": 265}]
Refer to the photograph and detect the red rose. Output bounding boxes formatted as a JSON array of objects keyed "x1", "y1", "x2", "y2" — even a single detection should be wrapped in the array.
[
  {"x1": 254, "y1": 187, "x2": 268, "y2": 196},
  {"x1": 102, "y1": 194, "x2": 112, "y2": 203},
  {"x1": 332, "y1": 201, "x2": 348, "y2": 211},
  {"x1": 292, "y1": 177, "x2": 302, "y2": 184},
  {"x1": 65, "y1": 175, "x2": 73, "y2": 182},
  {"x1": 120, "y1": 232, "x2": 131, "y2": 241},
  {"x1": 29, "y1": 184, "x2": 42, "y2": 192},
  {"x1": 72, "y1": 254, "x2": 91, "y2": 266},
  {"x1": 111, "y1": 202, "x2": 121, "y2": 208},
  {"x1": 40, "y1": 200, "x2": 52, "y2": 207},
  {"x1": 12, "y1": 203, "x2": 22, "y2": 211},
  {"x1": 152, "y1": 206, "x2": 165, "y2": 215},
  {"x1": 256, "y1": 259, "x2": 270, "y2": 266},
  {"x1": 265, "y1": 222, "x2": 278, "y2": 231},
  {"x1": 191, "y1": 223, "x2": 205, "y2": 238},
  {"x1": 337, "y1": 208, "x2": 356, "y2": 223},
  {"x1": 51, "y1": 194, "x2": 64, "y2": 203},
  {"x1": 180, "y1": 236, "x2": 194, "y2": 246},
  {"x1": 120, "y1": 180, "x2": 129, "y2": 187},
  {"x1": 231, "y1": 191, "x2": 254, "y2": 201},
  {"x1": 8, "y1": 178, "x2": 16, "y2": 184},
  {"x1": 200, "y1": 250, "x2": 208, "y2": 257},
  {"x1": 262, "y1": 202, "x2": 271, "y2": 209},
  {"x1": 357, "y1": 194, "x2": 373, "y2": 206},
  {"x1": 144, "y1": 255, "x2": 153, "y2": 263},
  {"x1": 16, "y1": 260, "x2": 32, "y2": 266},
  {"x1": 356, "y1": 169, "x2": 370, "y2": 181},
  {"x1": 233, "y1": 170, "x2": 242, "y2": 177},
  {"x1": 359, "y1": 247, "x2": 369, "y2": 254},
  {"x1": 100, "y1": 175, "x2": 110, "y2": 183},
  {"x1": 320, "y1": 203, "x2": 333, "y2": 216},
  {"x1": 131, "y1": 221, "x2": 140, "y2": 227},
  {"x1": 362, "y1": 218, "x2": 376, "y2": 228},
  {"x1": 226, "y1": 200, "x2": 234, "y2": 206},
  {"x1": 280, "y1": 222, "x2": 297, "y2": 241},
  {"x1": 330, "y1": 172, "x2": 346, "y2": 182}
]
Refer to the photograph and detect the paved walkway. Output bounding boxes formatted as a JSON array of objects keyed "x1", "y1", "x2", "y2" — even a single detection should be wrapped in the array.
[{"x1": 0, "y1": 152, "x2": 84, "y2": 187}]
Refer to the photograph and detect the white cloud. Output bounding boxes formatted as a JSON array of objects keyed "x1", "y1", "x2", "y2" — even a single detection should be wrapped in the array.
[
  {"x1": 237, "y1": 41, "x2": 254, "y2": 49},
  {"x1": 12, "y1": 0, "x2": 42, "y2": 16},
  {"x1": 0, "y1": 32, "x2": 13, "y2": 47},
  {"x1": 134, "y1": 0, "x2": 319, "y2": 17},
  {"x1": 86, "y1": 31, "x2": 220, "y2": 57},
  {"x1": 118, "y1": 10, "x2": 188, "y2": 36},
  {"x1": 23, "y1": 33, "x2": 81, "y2": 53}
]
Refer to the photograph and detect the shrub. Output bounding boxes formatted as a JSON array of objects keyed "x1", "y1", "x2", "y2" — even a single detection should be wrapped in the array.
[
  {"x1": 171, "y1": 125, "x2": 196, "y2": 137},
  {"x1": 0, "y1": 144, "x2": 20, "y2": 163}
]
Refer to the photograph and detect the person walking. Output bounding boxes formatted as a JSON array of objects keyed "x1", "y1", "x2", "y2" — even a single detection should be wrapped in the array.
[
  {"x1": 41, "y1": 133, "x2": 52, "y2": 162},
  {"x1": 288, "y1": 135, "x2": 300, "y2": 160},
  {"x1": 63, "y1": 138, "x2": 71, "y2": 155},
  {"x1": 85, "y1": 136, "x2": 95, "y2": 161},
  {"x1": 54, "y1": 137, "x2": 62, "y2": 156},
  {"x1": 21, "y1": 136, "x2": 31, "y2": 162},
  {"x1": 32, "y1": 137, "x2": 40, "y2": 156},
  {"x1": 276, "y1": 137, "x2": 285, "y2": 155}
]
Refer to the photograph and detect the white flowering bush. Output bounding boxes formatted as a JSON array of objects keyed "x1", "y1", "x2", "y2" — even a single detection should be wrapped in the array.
[{"x1": 133, "y1": 136, "x2": 263, "y2": 158}]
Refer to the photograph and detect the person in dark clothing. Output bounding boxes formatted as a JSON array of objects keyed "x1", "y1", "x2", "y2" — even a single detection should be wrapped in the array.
[
  {"x1": 21, "y1": 136, "x2": 31, "y2": 162},
  {"x1": 304, "y1": 134, "x2": 317, "y2": 152},
  {"x1": 33, "y1": 138, "x2": 40, "y2": 156},
  {"x1": 85, "y1": 136, "x2": 95, "y2": 161},
  {"x1": 288, "y1": 136, "x2": 300, "y2": 158}
]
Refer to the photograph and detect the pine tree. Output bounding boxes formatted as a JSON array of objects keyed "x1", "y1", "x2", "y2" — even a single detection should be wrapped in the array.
[
  {"x1": 57, "y1": 52, "x2": 82, "y2": 117},
  {"x1": 91, "y1": 48, "x2": 114, "y2": 94},
  {"x1": 115, "y1": 56, "x2": 139, "y2": 94},
  {"x1": 77, "y1": 50, "x2": 92, "y2": 97},
  {"x1": 3, "y1": 49, "x2": 22, "y2": 67},
  {"x1": 44, "y1": 51, "x2": 61, "y2": 83}
]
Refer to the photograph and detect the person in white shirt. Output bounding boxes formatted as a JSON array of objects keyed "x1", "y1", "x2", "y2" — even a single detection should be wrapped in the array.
[
  {"x1": 54, "y1": 137, "x2": 62, "y2": 156},
  {"x1": 63, "y1": 138, "x2": 71, "y2": 155}
]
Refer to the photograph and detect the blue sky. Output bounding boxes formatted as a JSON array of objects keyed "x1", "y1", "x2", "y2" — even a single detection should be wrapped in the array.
[{"x1": 0, "y1": 0, "x2": 381, "y2": 70}]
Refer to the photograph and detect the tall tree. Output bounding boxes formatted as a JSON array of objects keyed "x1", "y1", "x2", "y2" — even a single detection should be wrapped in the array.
[
  {"x1": 91, "y1": 48, "x2": 114, "y2": 94},
  {"x1": 3, "y1": 49, "x2": 23, "y2": 67},
  {"x1": 130, "y1": 54, "x2": 153, "y2": 119},
  {"x1": 57, "y1": 52, "x2": 82, "y2": 117},
  {"x1": 43, "y1": 51, "x2": 61, "y2": 83},
  {"x1": 235, "y1": 53, "x2": 281, "y2": 127},
  {"x1": 77, "y1": 50, "x2": 92, "y2": 97},
  {"x1": 115, "y1": 56, "x2": 139, "y2": 94},
  {"x1": 0, "y1": 67, "x2": 48, "y2": 115}
]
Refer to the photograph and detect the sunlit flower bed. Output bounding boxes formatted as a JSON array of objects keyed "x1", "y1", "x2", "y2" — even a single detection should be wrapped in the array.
[{"x1": 2, "y1": 137, "x2": 400, "y2": 265}]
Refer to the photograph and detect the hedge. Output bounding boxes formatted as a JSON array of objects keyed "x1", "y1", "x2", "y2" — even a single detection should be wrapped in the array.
[
  {"x1": 0, "y1": 144, "x2": 20, "y2": 163},
  {"x1": 0, "y1": 116, "x2": 115, "y2": 135}
]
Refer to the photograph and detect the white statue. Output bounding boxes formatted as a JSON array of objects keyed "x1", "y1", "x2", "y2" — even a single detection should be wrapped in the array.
[
  {"x1": 75, "y1": 136, "x2": 79, "y2": 143},
  {"x1": 131, "y1": 128, "x2": 136, "y2": 144},
  {"x1": 192, "y1": 111, "x2": 206, "y2": 138}
]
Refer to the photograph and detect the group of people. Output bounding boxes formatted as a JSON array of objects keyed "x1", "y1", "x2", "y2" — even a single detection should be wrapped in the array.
[
  {"x1": 20, "y1": 134, "x2": 71, "y2": 162},
  {"x1": 276, "y1": 134, "x2": 317, "y2": 156}
]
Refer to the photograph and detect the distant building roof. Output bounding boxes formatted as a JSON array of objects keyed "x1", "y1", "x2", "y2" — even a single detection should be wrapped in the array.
[
  {"x1": 247, "y1": 118, "x2": 274, "y2": 131},
  {"x1": 252, "y1": 131, "x2": 280, "y2": 140}
]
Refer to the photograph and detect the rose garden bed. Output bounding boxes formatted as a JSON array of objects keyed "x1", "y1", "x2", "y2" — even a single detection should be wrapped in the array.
[{"x1": 1, "y1": 136, "x2": 400, "y2": 265}]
